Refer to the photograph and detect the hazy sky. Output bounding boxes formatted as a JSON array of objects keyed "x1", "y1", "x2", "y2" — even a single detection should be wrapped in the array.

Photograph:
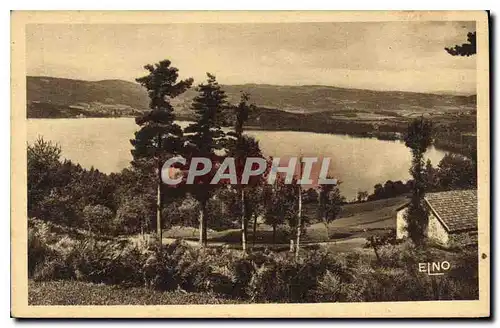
[{"x1": 26, "y1": 21, "x2": 476, "y2": 94}]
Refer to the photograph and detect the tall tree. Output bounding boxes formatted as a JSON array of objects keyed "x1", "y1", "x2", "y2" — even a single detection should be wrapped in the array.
[
  {"x1": 403, "y1": 117, "x2": 433, "y2": 245},
  {"x1": 445, "y1": 31, "x2": 476, "y2": 56},
  {"x1": 184, "y1": 73, "x2": 228, "y2": 247},
  {"x1": 131, "y1": 60, "x2": 193, "y2": 244},
  {"x1": 436, "y1": 153, "x2": 477, "y2": 190},
  {"x1": 226, "y1": 93, "x2": 264, "y2": 252},
  {"x1": 294, "y1": 158, "x2": 304, "y2": 261},
  {"x1": 263, "y1": 174, "x2": 288, "y2": 244},
  {"x1": 318, "y1": 180, "x2": 344, "y2": 240},
  {"x1": 27, "y1": 137, "x2": 62, "y2": 218}
]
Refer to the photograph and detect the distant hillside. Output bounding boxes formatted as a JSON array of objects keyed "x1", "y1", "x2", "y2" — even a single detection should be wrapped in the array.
[
  {"x1": 27, "y1": 76, "x2": 149, "y2": 109},
  {"x1": 173, "y1": 84, "x2": 476, "y2": 115},
  {"x1": 27, "y1": 76, "x2": 475, "y2": 120},
  {"x1": 27, "y1": 76, "x2": 149, "y2": 118}
]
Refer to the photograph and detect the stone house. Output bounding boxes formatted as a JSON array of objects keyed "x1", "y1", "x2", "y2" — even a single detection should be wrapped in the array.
[{"x1": 396, "y1": 189, "x2": 477, "y2": 246}]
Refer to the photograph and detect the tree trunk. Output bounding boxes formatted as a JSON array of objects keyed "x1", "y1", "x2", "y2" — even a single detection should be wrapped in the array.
[
  {"x1": 272, "y1": 223, "x2": 277, "y2": 244},
  {"x1": 199, "y1": 198, "x2": 208, "y2": 247},
  {"x1": 323, "y1": 220, "x2": 329, "y2": 241},
  {"x1": 252, "y1": 214, "x2": 258, "y2": 247},
  {"x1": 156, "y1": 135, "x2": 163, "y2": 247},
  {"x1": 241, "y1": 188, "x2": 247, "y2": 253},
  {"x1": 295, "y1": 162, "x2": 303, "y2": 261},
  {"x1": 156, "y1": 179, "x2": 162, "y2": 246},
  {"x1": 373, "y1": 244, "x2": 381, "y2": 263}
]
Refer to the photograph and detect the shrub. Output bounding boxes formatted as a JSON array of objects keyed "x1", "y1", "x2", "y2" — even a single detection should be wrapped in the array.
[
  {"x1": 375, "y1": 241, "x2": 434, "y2": 269},
  {"x1": 28, "y1": 224, "x2": 53, "y2": 277},
  {"x1": 229, "y1": 257, "x2": 255, "y2": 297},
  {"x1": 353, "y1": 259, "x2": 479, "y2": 302},
  {"x1": 246, "y1": 250, "x2": 275, "y2": 267},
  {"x1": 82, "y1": 204, "x2": 114, "y2": 234},
  {"x1": 247, "y1": 250, "x2": 352, "y2": 303},
  {"x1": 311, "y1": 270, "x2": 349, "y2": 302},
  {"x1": 142, "y1": 247, "x2": 177, "y2": 290},
  {"x1": 33, "y1": 257, "x2": 75, "y2": 281},
  {"x1": 247, "y1": 260, "x2": 284, "y2": 302},
  {"x1": 114, "y1": 197, "x2": 153, "y2": 234},
  {"x1": 206, "y1": 272, "x2": 234, "y2": 295},
  {"x1": 27, "y1": 229, "x2": 479, "y2": 303},
  {"x1": 175, "y1": 248, "x2": 213, "y2": 292},
  {"x1": 67, "y1": 238, "x2": 144, "y2": 285}
]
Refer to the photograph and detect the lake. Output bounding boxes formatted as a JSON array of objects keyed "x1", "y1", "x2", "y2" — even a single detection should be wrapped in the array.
[{"x1": 27, "y1": 118, "x2": 447, "y2": 199}]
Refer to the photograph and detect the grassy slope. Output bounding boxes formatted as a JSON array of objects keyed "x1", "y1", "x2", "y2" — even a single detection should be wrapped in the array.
[
  {"x1": 29, "y1": 280, "x2": 240, "y2": 305},
  {"x1": 163, "y1": 196, "x2": 408, "y2": 251}
]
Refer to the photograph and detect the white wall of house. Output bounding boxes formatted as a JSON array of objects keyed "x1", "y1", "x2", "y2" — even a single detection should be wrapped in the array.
[
  {"x1": 396, "y1": 207, "x2": 408, "y2": 239},
  {"x1": 427, "y1": 211, "x2": 449, "y2": 244},
  {"x1": 395, "y1": 206, "x2": 449, "y2": 245}
]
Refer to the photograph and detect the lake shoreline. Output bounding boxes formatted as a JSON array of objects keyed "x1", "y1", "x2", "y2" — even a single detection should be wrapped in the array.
[
  {"x1": 28, "y1": 118, "x2": 448, "y2": 199},
  {"x1": 28, "y1": 116, "x2": 464, "y2": 156}
]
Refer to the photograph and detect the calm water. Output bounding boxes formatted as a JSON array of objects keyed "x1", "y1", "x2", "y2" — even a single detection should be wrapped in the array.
[{"x1": 27, "y1": 118, "x2": 447, "y2": 199}]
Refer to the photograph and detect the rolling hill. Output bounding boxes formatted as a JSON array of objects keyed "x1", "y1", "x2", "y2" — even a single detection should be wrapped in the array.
[{"x1": 27, "y1": 76, "x2": 476, "y2": 120}]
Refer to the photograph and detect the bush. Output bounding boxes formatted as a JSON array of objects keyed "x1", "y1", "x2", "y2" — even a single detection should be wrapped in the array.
[
  {"x1": 28, "y1": 224, "x2": 53, "y2": 277},
  {"x1": 375, "y1": 241, "x2": 434, "y2": 269},
  {"x1": 229, "y1": 257, "x2": 255, "y2": 297},
  {"x1": 206, "y1": 273, "x2": 234, "y2": 295},
  {"x1": 67, "y1": 238, "x2": 145, "y2": 286},
  {"x1": 350, "y1": 243, "x2": 479, "y2": 302},
  {"x1": 247, "y1": 250, "x2": 352, "y2": 303},
  {"x1": 142, "y1": 247, "x2": 177, "y2": 290},
  {"x1": 27, "y1": 229, "x2": 479, "y2": 303},
  {"x1": 33, "y1": 257, "x2": 75, "y2": 281},
  {"x1": 82, "y1": 204, "x2": 113, "y2": 234},
  {"x1": 175, "y1": 247, "x2": 213, "y2": 292},
  {"x1": 247, "y1": 260, "x2": 284, "y2": 302},
  {"x1": 311, "y1": 270, "x2": 349, "y2": 302}
]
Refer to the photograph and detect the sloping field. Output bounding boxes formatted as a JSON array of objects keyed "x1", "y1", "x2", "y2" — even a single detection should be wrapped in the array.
[
  {"x1": 331, "y1": 196, "x2": 408, "y2": 230},
  {"x1": 304, "y1": 196, "x2": 408, "y2": 243},
  {"x1": 163, "y1": 196, "x2": 409, "y2": 248}
]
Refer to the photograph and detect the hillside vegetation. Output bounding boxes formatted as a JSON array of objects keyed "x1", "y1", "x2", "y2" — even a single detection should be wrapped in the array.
[{"x1": 27, "y1": 76, "x2": 475, "y2": 120}]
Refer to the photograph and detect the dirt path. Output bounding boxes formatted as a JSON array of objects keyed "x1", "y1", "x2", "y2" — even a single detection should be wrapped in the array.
[{"x1": 162, "y1": 236, "x2": 368, "y2": 250}]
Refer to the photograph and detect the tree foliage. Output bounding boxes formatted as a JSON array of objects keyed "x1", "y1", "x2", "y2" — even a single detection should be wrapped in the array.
[
  {"x1": 131, "y1": 59, "x2": 193, "y2": 241},
  {"x1": 184, "y1": 73, "x2": 230, "y2": 246},
  {"x1": 184, "y1": 73, "x2": 228, "y2": 157},
  {"x1": 132, "y1": 60, "x2": 193, "y2": 162},
  {"x1": 82, "y1": 204, "x2": 113, "y2": 233},
  {"x1": 318, "y1": 181, "x2": 344, "y2": 239},
  {"x1": 445, "y1": 32, "x2": 476, "y2": 57},
  {"x1": 403, "y1": 117, "x2": 433, "y2": 245},
  {"x1": 225, "y1": 93, "x2": 265, "y2": 251}
]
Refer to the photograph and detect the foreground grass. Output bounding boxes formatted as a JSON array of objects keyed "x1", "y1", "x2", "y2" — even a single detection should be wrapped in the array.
[{"x1": 29, "y1": 280, "x2": 242, "y2": 305}]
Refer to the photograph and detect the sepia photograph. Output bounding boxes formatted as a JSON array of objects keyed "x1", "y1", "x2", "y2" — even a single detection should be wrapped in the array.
[{"x1": 10, "y1": 11, "x2": 490, "y2": 318}]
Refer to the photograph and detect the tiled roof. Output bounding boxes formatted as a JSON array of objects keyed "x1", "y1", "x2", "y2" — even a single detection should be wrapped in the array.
[{"x1": 425, "y1": 189, "x2": 477, "y2": 233}]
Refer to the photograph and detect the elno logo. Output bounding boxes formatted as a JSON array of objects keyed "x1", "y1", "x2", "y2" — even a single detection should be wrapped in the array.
[{"x1": 418, "y1": 261, "x2": 451, "y2": 276}]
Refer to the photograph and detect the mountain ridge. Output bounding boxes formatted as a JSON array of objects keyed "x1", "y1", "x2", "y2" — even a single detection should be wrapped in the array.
[
  {"x1": 30, "y1": 75, "x2": 476, "y2": 97},
  {"x1": 26, "y1": 75, "x2": 476, "y2": 119}
]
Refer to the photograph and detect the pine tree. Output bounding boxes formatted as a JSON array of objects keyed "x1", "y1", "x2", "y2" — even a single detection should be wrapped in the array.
[
  {"x1": 184, "y1": 73, "x2": 228, "y2": 247},
  {"x1": 403, "y1": 117, "x2": 433, "y2": 245},
  {"x1": 226, "y1": 93, "x2": 262, "y2": 252},
  {"x1": 263, "y1": 174, "x2": 287, "y2": 244},
  {"x1": 131, "y1": 60, "x2": 193, "y2": 244},
  {"x1": 318, "y1": 180, "x2": 344, "y2": 241}
]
